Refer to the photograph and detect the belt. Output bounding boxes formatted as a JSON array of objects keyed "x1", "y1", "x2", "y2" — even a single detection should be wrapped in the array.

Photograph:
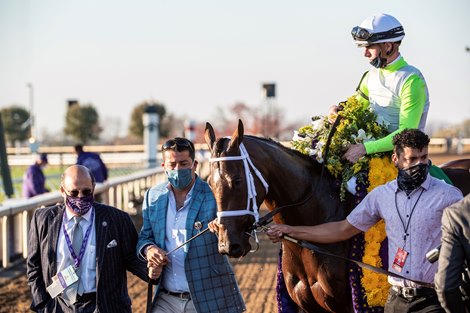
[
  {"x1": 391, "y1": 285, "x2": 436, "y2": 299},
  {"x1": 76, "y1": 292, "x2": 97, "y2": 302},
  {"x1": 160, "y1": 288, "x2": 191, "y2": 300}
]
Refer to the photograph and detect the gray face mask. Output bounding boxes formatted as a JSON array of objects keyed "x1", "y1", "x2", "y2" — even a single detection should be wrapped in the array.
[{"x1": 166, "y1": 168, "x2": 193, "y2": 190}]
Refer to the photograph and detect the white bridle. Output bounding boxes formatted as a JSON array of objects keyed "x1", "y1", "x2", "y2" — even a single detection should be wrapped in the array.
[{"x1": 208, "y1": 143, "x2": 269, "y2": 223}]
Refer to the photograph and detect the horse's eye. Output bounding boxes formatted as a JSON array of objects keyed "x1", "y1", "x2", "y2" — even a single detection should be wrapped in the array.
[{"x1": 232, "y1": 177, "x2": 243, "y2": 188}]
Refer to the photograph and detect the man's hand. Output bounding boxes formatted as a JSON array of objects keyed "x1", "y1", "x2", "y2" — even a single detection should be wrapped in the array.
[
  {"x1": 148, "y1": 263, "x2": 162, "y2": 280},
  {"x1": 328, "y1": 105, "x2": 339, "y2": 124},
  {"x1": 266, "y1": 224, "x2": 293, "y2": 243},
  {"x1": 145, "y1": 245, "x2": 169, "y2": 268},
  {"x1": 208, "y1": 218, "x2": 220, "y2": 234},
  {"x1": 343, "y1": 144, "x2": 366, "y2": 163}
]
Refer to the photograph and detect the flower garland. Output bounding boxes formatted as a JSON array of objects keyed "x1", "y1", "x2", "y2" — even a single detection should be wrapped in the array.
[
  {"x1": 361, "y1": 220, "x2": 389, "y2": 307},
  {"x1": 367, "y1": 157, "x2": 398, "y2": 193},
  {"x1": 291, "y1": 96, "x2": 389, "y2": 201},
  {"x1": 359, "y1": 157, "x2": 397, "y2": 307}
]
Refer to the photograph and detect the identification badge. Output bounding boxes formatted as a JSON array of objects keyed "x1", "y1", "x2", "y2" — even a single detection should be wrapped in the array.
[
  {"x1": 392, "y1": 247, "x2": 409, "y2": 272},
  {"x1": 46, "y1": 265, "x2": 79, "y2": 298}
]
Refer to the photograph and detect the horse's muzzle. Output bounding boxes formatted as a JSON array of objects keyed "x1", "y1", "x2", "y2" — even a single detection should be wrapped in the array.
[
  {"x1": 217, "y1": 227, "x2": 250, "y2": 258},
  {"x1": 218, "y1": 241, "x2": 247, "y2": 258}
]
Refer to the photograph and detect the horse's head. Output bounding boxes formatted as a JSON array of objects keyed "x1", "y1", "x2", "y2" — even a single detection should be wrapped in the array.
[{"x1": 204, "y1": 120, "x2": 267, "y2": 257}]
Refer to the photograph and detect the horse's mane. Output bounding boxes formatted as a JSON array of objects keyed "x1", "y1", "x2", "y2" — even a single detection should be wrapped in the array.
[
  {"x1": 244, "y1": 135, "x2": 324, "y2": 168},
  {"x1": 212, "y1": 134, "x2": 324, "y2": 172}
]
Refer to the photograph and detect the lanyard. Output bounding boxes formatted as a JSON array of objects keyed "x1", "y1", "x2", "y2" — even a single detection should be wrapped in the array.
[
  {"x1": 394, "y1": 188, "x2": 424, "y2": 245},
  {"x1": 62, "y1": 210, "x2": 94, "y2": 268}
]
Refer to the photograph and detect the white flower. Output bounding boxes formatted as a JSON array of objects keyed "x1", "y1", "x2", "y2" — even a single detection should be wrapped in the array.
[
  {"x1": 351, "y1": 129, "x2": 374, "y2": 143},
  {"x1": 292, "y1": 130, "x2": 307, "y2": 142},
  {"x1": 311, "y1": 118, "x2": 324, "y2": 131},
  {"x1": 310, "y1": 141, "x2": 324, "y2": 163}
]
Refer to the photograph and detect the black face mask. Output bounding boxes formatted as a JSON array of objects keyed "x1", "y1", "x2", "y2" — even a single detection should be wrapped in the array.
[
  {"x1": 397, "y1": 161, "x2": 430, "y2": 195},
  {"x1": 370, "y1": 50, "x2": 387, "y2": 68},
  {"x1": 370, "y1": 57, "x2": 387, "y2": 68}
]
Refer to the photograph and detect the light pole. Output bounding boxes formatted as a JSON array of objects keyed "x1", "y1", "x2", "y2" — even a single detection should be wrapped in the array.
[
  {"x1": 261, "y1": 83, "x2": 276, "y2": 137},
  {"x1": 26, "y1": 83, "x2": 38, "y2": 153}
]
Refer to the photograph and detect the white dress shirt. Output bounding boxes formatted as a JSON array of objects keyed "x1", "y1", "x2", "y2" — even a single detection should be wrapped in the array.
[
  {"x1": 56, "y1": 207, "x2": 97, "y2": 293},
  {"x1": 161, "y1": 184, "x2": 195, "y2": 293}
]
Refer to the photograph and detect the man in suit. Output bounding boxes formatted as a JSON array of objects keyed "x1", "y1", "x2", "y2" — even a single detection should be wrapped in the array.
[
  {"x1": 137, "y1": 137, "x2": 245, "y2": 313},
  {"x1": 27, "y1": 165, "x2": 148, "y2": 312},
  {"x1": 435, "y1": 194, "x2": 470, "y2": 313}
]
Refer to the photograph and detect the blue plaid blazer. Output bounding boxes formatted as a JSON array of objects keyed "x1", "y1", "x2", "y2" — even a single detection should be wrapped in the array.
[{"x1": 137, "y1": 177, "x2": 246, "y2": 313}]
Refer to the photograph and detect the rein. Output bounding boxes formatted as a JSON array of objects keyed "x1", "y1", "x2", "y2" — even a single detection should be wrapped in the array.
[{"x1": 279, "y1": 233, "x2": 433, "y2": 288}]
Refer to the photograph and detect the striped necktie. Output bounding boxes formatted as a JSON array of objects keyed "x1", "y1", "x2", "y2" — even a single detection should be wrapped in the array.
[{"x1": 63, "y1": 216, "x2": 84, "y2": 304}]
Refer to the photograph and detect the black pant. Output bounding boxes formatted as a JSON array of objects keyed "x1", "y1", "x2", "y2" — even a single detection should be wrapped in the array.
[{"x1": 384, "y1": 290, "x2": 444, "y2": 313}]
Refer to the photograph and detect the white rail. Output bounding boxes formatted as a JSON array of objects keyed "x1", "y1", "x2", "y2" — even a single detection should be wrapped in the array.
[{"x1": 0, "y1": 167, "x2": 166, "y2": 269}]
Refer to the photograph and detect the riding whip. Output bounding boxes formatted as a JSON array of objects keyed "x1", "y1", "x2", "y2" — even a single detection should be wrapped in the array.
[
  {"x1": 146, "y1": 228, "x2": 210, "y2": 312},
  {"x1": 281, "y1": 234, "x2": 433, "y2": 288},
  {"x1": 166, "y1": 228, "x2": 210, "y2": 256}
]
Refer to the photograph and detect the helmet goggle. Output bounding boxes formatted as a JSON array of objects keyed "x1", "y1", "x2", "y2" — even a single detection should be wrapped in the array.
[{"x1": 351, "y1": 26, "x2": 404, "y2": 43}]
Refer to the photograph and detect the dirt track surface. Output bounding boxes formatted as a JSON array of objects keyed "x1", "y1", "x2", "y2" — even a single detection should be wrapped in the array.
[{"x1": 1, "y1": 153, "x2": 467, "y2": 313}]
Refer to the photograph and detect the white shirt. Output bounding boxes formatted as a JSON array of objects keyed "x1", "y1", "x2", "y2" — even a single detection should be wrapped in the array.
[
  {"x1": 161, "y1": 184, "x2": 195, "y2": 293},
  {"x1": 56, "y1": 207, "x2": 97, "y2": 293}
]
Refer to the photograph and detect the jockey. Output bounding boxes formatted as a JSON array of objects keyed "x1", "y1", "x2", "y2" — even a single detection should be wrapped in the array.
[{"x1": 330, "y1": 13, "x2": 430, "y2": 163}]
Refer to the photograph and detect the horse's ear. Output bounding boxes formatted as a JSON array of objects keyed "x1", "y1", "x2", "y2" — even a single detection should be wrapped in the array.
[
  {"x1": 227, "y1": 119, "x2": 244, "y2": 153},
  {"x1": 204, "y1": 122, "x2": 216, "y2": 153}
]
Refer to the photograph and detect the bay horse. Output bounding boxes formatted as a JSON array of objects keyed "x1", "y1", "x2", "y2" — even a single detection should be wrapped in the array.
[{"x1": 204, "y1": 120, "x2": 470, "y2": 313}]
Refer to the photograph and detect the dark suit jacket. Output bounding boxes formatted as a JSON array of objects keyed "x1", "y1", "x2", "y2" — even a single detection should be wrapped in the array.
[
  {"x1": 27, "y1": 202, "x2": 148, "y2": 312},
  {"x1": 435, "y1": 194, "x2": 470, "y2": 313}
]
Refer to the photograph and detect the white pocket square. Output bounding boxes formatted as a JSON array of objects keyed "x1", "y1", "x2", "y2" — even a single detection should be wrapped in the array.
[{"x1": 107, "y1": 239, "x2": 117, "y2": 248}]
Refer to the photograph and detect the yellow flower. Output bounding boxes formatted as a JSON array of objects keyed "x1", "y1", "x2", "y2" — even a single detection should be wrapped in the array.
[
  {"x1": 364, "y1": 228, "x2": 382, "y2": 243},
  {"x1": 361, "y1": 272, "x2": 379, "y2": 288},
  {"x1": 362, "y1": 219, "x2": 389, "y2": 307},
  {"x1": 367, "y1": 288, "x2": 386, "y2": 307},
  {"x1": 364, "y1": 241, "x2": 381, "y2": 256},
  {"x1": 363, "y1": 254, "x2": 380, "y2": 266},
  {"x1": 368, "y1": 157, "x2": 397, "y2": 192}
]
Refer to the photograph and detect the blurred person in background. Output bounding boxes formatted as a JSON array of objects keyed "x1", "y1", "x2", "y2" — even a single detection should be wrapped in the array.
[
  {"x1": 23, "y1": 153, "x2": 49, "y2": 198},
  {"x1": 74, "y1": 144, "x2": 108, "y2": 184},
  {"x1": 74, "y1": 145, "x2": 108, "y2": 202}
]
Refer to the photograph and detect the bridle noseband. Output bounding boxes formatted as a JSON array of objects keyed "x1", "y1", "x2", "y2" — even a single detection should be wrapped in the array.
[{"x1": 209, "y1": 143, "x2": 269, "y2": 224}]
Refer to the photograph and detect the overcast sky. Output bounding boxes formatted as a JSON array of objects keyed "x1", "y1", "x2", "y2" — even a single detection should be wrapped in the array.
[{"x1": 1, "y1": 0, "x2": 469, "y2": 140}]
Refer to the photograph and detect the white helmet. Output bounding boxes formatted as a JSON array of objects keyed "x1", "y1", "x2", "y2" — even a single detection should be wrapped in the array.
[{"x1": 351, "y1": 13, "x2": 405, "y2": 46}]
